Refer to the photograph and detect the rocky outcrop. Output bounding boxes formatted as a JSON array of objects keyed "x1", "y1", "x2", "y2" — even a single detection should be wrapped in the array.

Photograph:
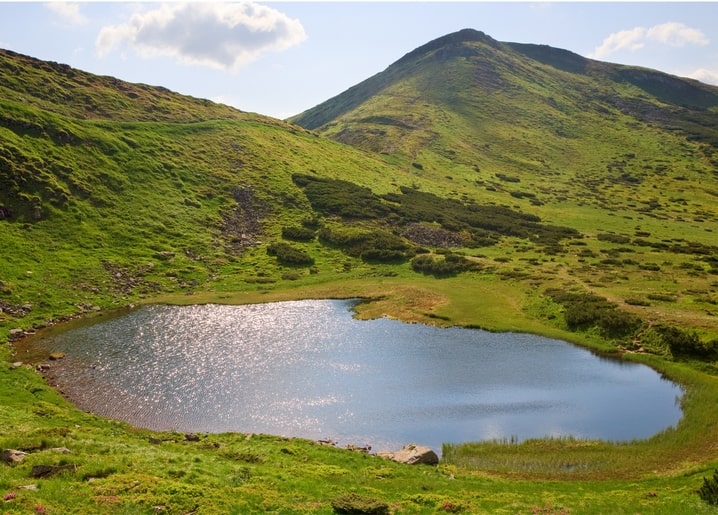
[
  {"x1": 1, "y1": 449, "x2": 28, "y2": 464},
  {"x1": 377, "y1": 444, "x2": 439, "y2": 465}
]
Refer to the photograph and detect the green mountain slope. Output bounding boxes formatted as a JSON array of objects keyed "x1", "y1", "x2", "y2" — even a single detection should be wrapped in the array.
[
  {"x1": 3, "y1": 34, "x2": 718, "y2": 513},
  {"x1": 290, "y1": 28, "x2": 718, "y2": 219},
  {"x1": 291, "y1": 28, "x2": 718, "y2": 336}
]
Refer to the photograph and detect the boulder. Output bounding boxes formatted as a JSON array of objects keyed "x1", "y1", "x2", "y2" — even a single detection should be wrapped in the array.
[
  {"x1": 48, "y1": 352, "x2": 65, "y2": 361},
  {"x1": 30, "y1": 464, "x2": 77, "y2": 478},
  {"x1": 377, "y1": 444, "x2": 439, "y2": 465},
  {"x1": 1, "y1": 449, "x2": 28, "y2": 464},
  {"x1": 8, "y1": 329, "x2": 24, "y2": 340}
]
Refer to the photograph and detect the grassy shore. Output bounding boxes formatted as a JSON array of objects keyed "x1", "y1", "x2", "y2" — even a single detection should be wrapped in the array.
[{"x1": 3, "y1": 274, "x2": 718, "y2": 514}]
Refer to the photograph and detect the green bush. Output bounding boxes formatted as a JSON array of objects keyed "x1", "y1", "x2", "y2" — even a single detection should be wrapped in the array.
[
  {"x1": 330, "y1": 493, "x2": 389, "y2": 515},
  {"x1": 657, "y1": 325, "x2": 715, "y2": 358},
  {"x1": 597, "y1": 232, "x2": 631, "y2": 244},
  {"x1": 266, "y1": 242, "x2": 314, "y2": 266},
  {"x1": 411, "y1": 254, "x2": 478, "y2": 277},
  {"x1": 699, "y1": 468, "x2": 718, "y2": 505},
  {"x1": 546, "y1": 289, "x2": 640, "y2": 338},
  {"x1": 281, "y1": 225, "x2": 315, "y2": 242},
  {"x1": 292, "y1": 174, "x2": 389, "y2": 219},
  {"x1": 319, "y1": 226, "x2": 412, "y2": 262}
]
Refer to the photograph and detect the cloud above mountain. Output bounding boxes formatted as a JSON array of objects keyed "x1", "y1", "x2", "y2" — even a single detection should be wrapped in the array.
[
  {"x1": 589, "y1": 22, "x2": 708, "y2": 59},
  {"x1": 45, "y1": 2, "x2": 88, "y2": 26},
  {"x1": 95, "y1": 2, "x2": 306, "y2": 71},
  {"x1": 688, "y1": 68, "x2": 718, "y2": 86}
]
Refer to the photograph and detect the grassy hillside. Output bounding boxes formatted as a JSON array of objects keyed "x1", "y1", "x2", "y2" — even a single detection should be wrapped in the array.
[
  {"x1": 2, "y1": 36, "x2": 718, "y2": 513},
  {"x1": 291, "y1": 29, "x2": 718, "y2": 342}
]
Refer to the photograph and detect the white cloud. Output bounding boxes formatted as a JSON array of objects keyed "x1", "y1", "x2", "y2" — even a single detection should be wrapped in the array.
[
  {"x1": 687, "y1": 68, "x2": 718, "y2": 86},
  {"x1": 96, "y1": 2, "x2": 306, "y2": 72},
  {"x1": 45, "y1": 2, "x2": 88, "y2": 26},
  {"x1": 646, "y1": 22, "x2": 709, "y2": 47},
  {"x1": 589, "y1": 27, "x2": 646, "y2": 59},
  {"x1": 589, "y1": 22, "x2": 709, "y2": 60}
]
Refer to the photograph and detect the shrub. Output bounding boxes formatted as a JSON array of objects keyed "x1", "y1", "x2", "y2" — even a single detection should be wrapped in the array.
[
  {"x1": 625, "y1": 297, "x2": 651, "y2": 306},
  {"x1": 266, "y1": 242, "x2": 314, "y2": 266},
  {"x1": 360, "y1": 249, "x2": 407, "y2": 263},
  {"x1": 330, "y1": 493, "x2": 389, "y2": 515},
  {"x1": 281, "y1": 225, "x2": 315, "y2": 242},
  {"x1": 597, "y1": 232, "x2": 631, "y2": 244},
  {"x1": 546, "y1": 289, "x2": 640, "y2": 338},
  {"x1": 647, "y1": 293, "x2": 677, "y2": 302},
  {"x1": 657, "y1": 325, "x2": 715, "y2": 358},
  {"x1": 495, "y1": 172, "x2": 520, "y2": 183},
  {"x1": 411, "y1": 254, "x2": 478, "y2": 277},
  {"x1": 699, "y1": 468, "x2": 718, "y2": 505},
  {"x1": 319, "y1": 226, "x2": 412, "y2": 262},
  {"x1": 292, "y1": 174, "x2": 389, "y2": 219}
]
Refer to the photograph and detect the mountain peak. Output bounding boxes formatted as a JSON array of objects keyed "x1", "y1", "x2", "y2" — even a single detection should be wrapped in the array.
[{"x1": 396, "y1": 28, "x2": 500, "y2": 65}]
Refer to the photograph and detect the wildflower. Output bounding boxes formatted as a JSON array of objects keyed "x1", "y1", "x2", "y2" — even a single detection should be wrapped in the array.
[{"x1": 3, "y1": 492, "x2": 17, "y2": 501}]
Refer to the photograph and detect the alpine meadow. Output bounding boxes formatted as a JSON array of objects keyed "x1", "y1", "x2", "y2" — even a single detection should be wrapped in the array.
[{"x1": 2, "y1": 28, "x2": 718, "y2": 513}]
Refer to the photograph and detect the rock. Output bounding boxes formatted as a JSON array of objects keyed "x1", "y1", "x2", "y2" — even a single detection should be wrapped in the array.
[
  {"x1": 48, "y1": 352, "x2": 65, "y2": 361},
  {"x1": 49, "y1": 447, "x2": 71, "y2": 454},
  {"x1": 8, "y1": 329, "x2": 24, "y2": 340},
  {"x1": 10, "y1": 362, "x2": 24, "y2": 370},
  {"x1": 185, "y1": 433, "x2": 200, "y2": 442},
  {"x1": 30, "y1": 464, "x2": 77, "y2": 478},
  {"x1": 345, "y1": 444, "x2": 372, "y2": 453},
  {"x1": 1, "y1": 449, "x2": 28, "y2": 464},
  {"x1": 377, "y1": 444, "x2": 439, "y2": 465}
]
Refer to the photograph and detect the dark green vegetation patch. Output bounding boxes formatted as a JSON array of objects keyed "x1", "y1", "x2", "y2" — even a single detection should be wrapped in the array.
[{"x1": 293, "y1": 174, "x2": 581, "y2": 249}]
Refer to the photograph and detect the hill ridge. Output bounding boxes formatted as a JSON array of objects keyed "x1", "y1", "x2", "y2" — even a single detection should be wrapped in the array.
[{"x1": 291, "y1": 28, "x2": 718, "y2": 133}]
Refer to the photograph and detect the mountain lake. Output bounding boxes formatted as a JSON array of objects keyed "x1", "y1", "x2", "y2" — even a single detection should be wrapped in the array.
[{"x1": 16, "y1": 299, "x2": 683, "y2": 453}]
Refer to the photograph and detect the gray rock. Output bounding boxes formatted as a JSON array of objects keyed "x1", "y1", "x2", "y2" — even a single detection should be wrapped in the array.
[
  {"x1": 1, "y1": 449, "x2": 28, "y2": 464},
  {"x1": 377, "y1": 444, "x2": 439, "y2": 465}
]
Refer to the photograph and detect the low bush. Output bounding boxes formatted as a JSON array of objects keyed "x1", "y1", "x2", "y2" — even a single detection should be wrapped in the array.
[
  {"x1": 411, "y1": 254, "x2": 478, "y2": 277},
  {"x1": 331, "y1": 493, "x2": 389, "y2": 515},
  {"x1": 699, "y1": 468, "x2": 718, "y2": 505},
  {"x1": 625, "y1": 297, "x2": 651, "y2": 306},
  {"x1": 546, "y1": 289, "x2": 641, "y2": 338},
  {"x1": 657, "y1": 325, "x2": 715, "y2": 358},
  {"x1": 319, "y1": 226, "x2": 413, "y2": 262},
  {"x1": 281, "y1": 225, "x2": 315, "y2": 242},
  {"x1": 647, "y1": 293, "x2": 677, "y2": 302},
  {"x1": 266, "y1": 242, "x2": 314, "y2": 266},
  {"x1": 597, "y1": 232, "x2": 631, "y2": 244}
]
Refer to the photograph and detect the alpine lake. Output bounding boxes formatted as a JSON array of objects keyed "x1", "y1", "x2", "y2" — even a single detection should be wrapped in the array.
[{"x1": 16, "y1": 299, "x2": 683, "y2": 454}]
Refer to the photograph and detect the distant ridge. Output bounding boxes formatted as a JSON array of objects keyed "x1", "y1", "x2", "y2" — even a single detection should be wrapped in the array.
[{"x1": 290, "y1": 28, "x2": 718, "y2": 161}]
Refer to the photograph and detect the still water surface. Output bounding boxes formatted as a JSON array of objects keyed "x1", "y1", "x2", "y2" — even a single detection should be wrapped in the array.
[{"x1": 20, "y1": 299, "x2": 683, "y2": 452}]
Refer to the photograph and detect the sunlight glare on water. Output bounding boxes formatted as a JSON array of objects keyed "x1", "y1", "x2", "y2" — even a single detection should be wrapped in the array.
[{"x1": 20, "y1": 299, "x2": 683, "y2": 452}]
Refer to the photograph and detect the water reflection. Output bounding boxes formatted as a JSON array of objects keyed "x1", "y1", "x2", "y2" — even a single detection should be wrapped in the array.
[{"x1": 18, "y1": 300, "x2": 683, "y2": 452}]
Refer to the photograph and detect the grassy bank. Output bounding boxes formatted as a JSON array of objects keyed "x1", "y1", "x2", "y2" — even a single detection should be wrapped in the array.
[{"x1": 3, "y1": 275, "x2": 718, "y2": 514}]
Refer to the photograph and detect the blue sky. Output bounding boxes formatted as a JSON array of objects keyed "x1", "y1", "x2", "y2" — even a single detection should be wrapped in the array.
[{"x1": 1, "y1": 2, "x2": 717, "y2": 119}]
